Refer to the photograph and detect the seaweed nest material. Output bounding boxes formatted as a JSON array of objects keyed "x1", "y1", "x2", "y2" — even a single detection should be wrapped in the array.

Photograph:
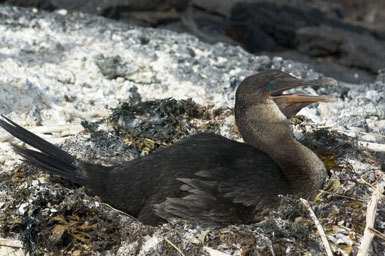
[
  {"x1": 109, "y1": 98, "x2": 227, "y2": 155},
  {"x1": 0, "y1": 99, "x2": 384, "y2": 255}
]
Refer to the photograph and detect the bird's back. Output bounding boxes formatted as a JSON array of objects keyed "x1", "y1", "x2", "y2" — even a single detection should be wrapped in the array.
[{"x1": 96, "y1": 133, "x2": 290, "y2": 225}]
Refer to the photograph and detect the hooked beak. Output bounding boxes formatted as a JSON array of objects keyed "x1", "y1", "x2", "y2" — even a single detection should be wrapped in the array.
[{"x1": 270, "y1": 76, "x2": 338, "y2": 118}]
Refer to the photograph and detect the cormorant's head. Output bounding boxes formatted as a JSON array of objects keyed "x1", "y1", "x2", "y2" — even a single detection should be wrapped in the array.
[{"x1": 236, "y1": 70, "x2": 337, "y2": 118}]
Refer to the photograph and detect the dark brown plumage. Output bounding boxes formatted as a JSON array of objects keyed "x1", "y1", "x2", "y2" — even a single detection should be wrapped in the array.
[{"x1": 0, "y1": 70, "x2": 337, "y2": 226}]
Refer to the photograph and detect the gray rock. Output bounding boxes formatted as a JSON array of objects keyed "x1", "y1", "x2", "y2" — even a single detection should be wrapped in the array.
[
  {"x1": 230, "y1": 0, "x2": 385, "y2": 82},
  {"x1": 296, "y1": 26, "x2": 385, "y2": 73}
]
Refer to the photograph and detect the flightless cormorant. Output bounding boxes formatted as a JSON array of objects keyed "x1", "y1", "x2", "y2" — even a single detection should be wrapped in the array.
[{"x1": 0, "y1": 70, "x2": 337, "y2": 226}]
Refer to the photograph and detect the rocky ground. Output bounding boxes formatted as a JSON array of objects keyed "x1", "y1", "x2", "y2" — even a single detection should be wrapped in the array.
[
  {"x1": 2, "y1": 0, "x2": 385, "y2": 84},
  {"x1": 0, "y1": 4, "x2": 384, "y2": 256}
]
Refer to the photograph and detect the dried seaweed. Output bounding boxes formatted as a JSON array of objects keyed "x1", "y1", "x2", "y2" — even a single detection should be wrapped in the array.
[
  {"x1": 0, "y1": 164, "x2": 142, "y2": 255},
  {"x1": 109, "y1": 98, "x2": 223, "y2": 155}
]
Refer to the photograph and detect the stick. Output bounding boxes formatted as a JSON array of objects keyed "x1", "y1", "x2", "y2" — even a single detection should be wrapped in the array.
[
  {"x1": 319, "y1": 190, "x2": 364, "y2": 202},
  {"x1": 203, "y1": 246, "x2": 232, "y2": 256},
  {"x1": 357, "y1": 178, "x2": 385, "y2": 256},
  {"x1": 300, "y1": 198, "x2": 333, "y2": 256},
  {"x1": 0, "y1": 124, "x2": 83, "y2": 142},
  {"x1": 100, "y1": 202, "x2": 140, "y2": 223},
  {"x1": 0, "y1": 238, "x2": 23, "y2": 248},
  {"x1": 58, "y1": 106, "x2": 110, "y2": 119},
  {"x1": 368, "y1": 227, "x2": 385, "y2": 241},
  {"x1": 318, "y1": 126, "x2": 385, "y2": 139},
  {"x1": 357, "y1": 141, "x2": 385, "y2": 153},
  {"x1": 165, "y1": 238, "x2": 185, "y2": 256}
]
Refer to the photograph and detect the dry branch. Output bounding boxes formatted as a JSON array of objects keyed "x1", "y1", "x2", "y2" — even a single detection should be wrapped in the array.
[
  {"x1": 0, "y1": 238, "x2": 23, "y2": 248},
  {"x1": 357, "y1": 178, "x2": 385, "y2": 256},
  {"x1": 300, "y1": 198, "x2": 333, "y2": 256}
]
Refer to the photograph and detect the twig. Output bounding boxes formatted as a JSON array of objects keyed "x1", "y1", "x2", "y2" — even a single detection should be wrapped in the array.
[
  {"x1": 203, "y1": 246, "x2": 232, "y2": 256},
  {"x1": 357, "y1": 178, "x2": 385, "y2": 256},
  {"x1": 100, "y1": 202, "x2": 140, "y2": 223},
  {"x1": 165, "y1": 238, "x2": 185, "y2": 256},
  {"x1": 319, "y1": 190, "x2": 364, "y2": 202},
  {"x1": 357, "y1": 178, "x2": 376, "y2": 190},
  {"x1": 353, "y1": 131, "x2": 385, "y2": 139},
  {"x1": 357, "y1": 141, "x2": 385, "y2": 153},
  {"x1": 62, "y1": 107, "x2": 110, "y2": 119},
  {"x1": 261, "y1": 234, "x2": 276, "y2": 256},
  {"x1": 300, "y1": 198, "x2": 333, "y2": 256},
  {"x1": 0, "y1": 238, "x2": 23, "y2": 248},
  {"x1": 0, "y1": 124, "x2": 83, "y2": 142},
  {"x1": 323, "y1": 127, "x2": 385, "y2": 139},
  {"x1": 368, "y1": 227, "x2": 385, "y2": 241}
]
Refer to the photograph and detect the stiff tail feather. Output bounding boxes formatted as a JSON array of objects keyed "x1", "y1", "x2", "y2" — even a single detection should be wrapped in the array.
[{"x1": 0, "y1": 115, "x2": 86, "y2": 185}]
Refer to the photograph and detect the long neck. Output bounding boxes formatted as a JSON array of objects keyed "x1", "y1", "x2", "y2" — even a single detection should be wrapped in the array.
[{"x1": 235, "y1": 100, "x2": 327, "y2": 198}]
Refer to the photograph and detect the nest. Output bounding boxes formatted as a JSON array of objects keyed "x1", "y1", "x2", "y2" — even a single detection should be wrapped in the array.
[{"x1": 0, "y1": 98, "x2": 384, "y2": 255}]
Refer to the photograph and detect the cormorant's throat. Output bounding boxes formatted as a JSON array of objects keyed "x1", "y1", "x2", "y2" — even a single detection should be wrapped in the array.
[{"x1": 270, "y1": 76, "x2": 338, "y2": 118}]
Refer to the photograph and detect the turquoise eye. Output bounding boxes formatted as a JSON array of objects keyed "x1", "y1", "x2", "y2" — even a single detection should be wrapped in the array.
[{"x1": 268, "y1": 83, "x2": 275, "y2": 88}]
